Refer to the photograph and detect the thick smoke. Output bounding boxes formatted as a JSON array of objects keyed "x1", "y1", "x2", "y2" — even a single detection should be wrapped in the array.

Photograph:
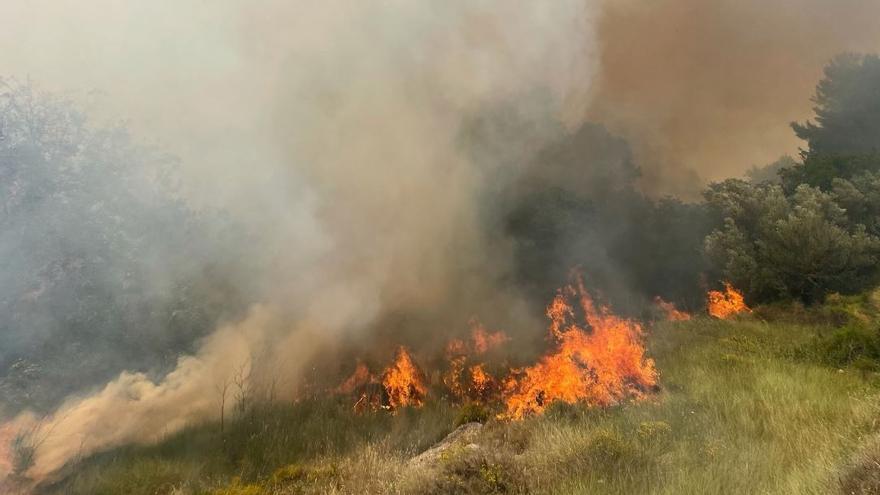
[
  {"x1": 0, "y1": 0, "x2": 601, "y2": 480},
  {"x1": 3, "y1": 0, "x2": 880, "y2": 482},
  {"x1": 588, "y1": 0, "x2": 880, "y2": 196}
]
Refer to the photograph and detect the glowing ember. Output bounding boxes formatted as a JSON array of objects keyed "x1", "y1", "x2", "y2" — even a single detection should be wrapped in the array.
[
  {"x1": 501, "y1": 274, "x2": 658, "y2": 419},
  {"x1": 707, "y1": 282, "x2": 750, "y2": 319},
  {"x1": 654, "y1": 296, "x2": 691, "y2": 321},
  {"x1": 382, "y1": 346, "x2": 427, "y2": 409}
]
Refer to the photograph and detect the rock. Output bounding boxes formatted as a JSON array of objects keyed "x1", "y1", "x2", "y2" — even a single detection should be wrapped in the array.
[{"x1": 409, "y1": 422, "x2": 483, "y2": 469}]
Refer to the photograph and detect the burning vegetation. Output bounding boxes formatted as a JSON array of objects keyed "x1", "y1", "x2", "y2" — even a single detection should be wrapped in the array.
[
  {"x1": 501, "y1": 276, "x2": 658, "y2": 419},
  {"x1": 707, "y1": 283, "x2": 751, "y2": 319},
  {"x1": 654, "y1": 296, "x2": 692, "y2": 321},
  {"x1": 382, "y1": 347, "x2": 428, "y2": 409},
  {"x1": 334, "y1": 274, "x2": 658, "y2": 419}
]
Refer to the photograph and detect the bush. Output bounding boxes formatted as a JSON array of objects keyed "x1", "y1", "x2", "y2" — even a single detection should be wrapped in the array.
[
  {"x1": 454, "y1": 403, "x2": 491, "y2": 427},
  {"x1": 427, "y1": 448, "x2": 527, "y2": 494},
  {"x1": 637, "y1": 421, "x2": 672, "y2": 449},
  {"x1": 583, "y1": 430, "x2": 647, "y2": 472},
  {"x1": 818, "y1": 326, "x2": 880, "y2": 368}
]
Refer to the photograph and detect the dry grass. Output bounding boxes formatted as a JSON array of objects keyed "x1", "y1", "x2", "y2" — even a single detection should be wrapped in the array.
[{"x1": 39, "y1": 315, "x2": 880, "y2": 495}]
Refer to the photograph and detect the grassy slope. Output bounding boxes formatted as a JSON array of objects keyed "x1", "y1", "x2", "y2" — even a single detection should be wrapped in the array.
[{"x1": 42, "y1": 316, "x2": 880, "y2": 495}]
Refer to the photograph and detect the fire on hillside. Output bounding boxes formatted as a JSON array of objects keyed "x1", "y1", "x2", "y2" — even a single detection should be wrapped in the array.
[
  {"x1": 707, "y1": 283, "x2": 750, "y2": 319},
  {"x1": 334, "y1": 273, "x2": 659, "y2": 419}
]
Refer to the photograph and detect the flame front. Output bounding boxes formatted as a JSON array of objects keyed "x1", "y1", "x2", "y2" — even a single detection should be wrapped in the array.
[
  {"x1": 382, "y1": 346, "x2": 427, "y2": 409},
  {"x1": 654, "y1": 296, "x2": 691, "y2": 321},
  {"x1": 501, "y1": 275, "x2": 658, "y2": 420},
  {"x1": 442, "y1": 321, "x2": 508, "y2": 403},
  {"x1": 336, "y1": 361, "x2": 374, "y2": 395},
  {"x1": 335, "y1": 275, "x2": 658, "y2": 420},
  {"x1": 707, "y1": 282, "x2": 750, "y2": 319}
]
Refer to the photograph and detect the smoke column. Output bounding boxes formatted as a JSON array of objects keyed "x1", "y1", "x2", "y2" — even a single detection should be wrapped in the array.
[
  {"x1": 3, "y1": 0, "x2": 880, "y2": 481},
  {"x1": 588, "y1": 0, "x2": 880, "y2": 196},
  {"x1": 0, "y1": 0, "x2": 601, "y2": 480}
]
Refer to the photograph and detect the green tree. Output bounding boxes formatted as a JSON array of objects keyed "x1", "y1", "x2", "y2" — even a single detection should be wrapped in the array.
[
  {"x1": 704, "y1": 180, "x2": 880, "y2": 304},
  {"x1": 0, "y1": 80, "x2": 252, "y2": 413},
  {"x1": 792, "y1": 53, "x2": 880, "y2": 157},
  {"x1": 782, "y1": 54, "x2": 880, "y2": 192},
  {"x1": 498, "y1": 122, "x2": 710, "y2": 312},
  {"x1": 831, "y1": 172, "x2": 880, "y2": 237}
]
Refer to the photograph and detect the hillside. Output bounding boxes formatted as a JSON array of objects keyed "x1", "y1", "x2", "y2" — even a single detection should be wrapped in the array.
[{"x1": 34, "y1": 297, "x2": 880, "y2": 495}]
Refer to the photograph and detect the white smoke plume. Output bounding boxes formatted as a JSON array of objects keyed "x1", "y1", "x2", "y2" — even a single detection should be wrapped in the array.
[{"x1": 0, "y1": 0, "x2": 602, "y2": 480}]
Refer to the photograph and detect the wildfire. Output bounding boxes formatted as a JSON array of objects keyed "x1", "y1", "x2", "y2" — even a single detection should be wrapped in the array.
[
  {"x1": 334, "y1": 274, "x2": 658, "y2": 420},
  {"x1": 443, "y1": 356, "x2": 468, "y2": 400},
  {"x1": 468, "y1": 364, "x2": 494, "y2": 400},
  {"x1": 707, "y1": 282, "x2": 750, "y2": 319},
  {"x1": 442, "y1": 321, "x2": 507, "y2": 403},
  {"x1": 471, "y1": 321, "x2": 509, "y2": 354},
  {"x1": 335, "y1": 361, "x2": 374, "y2": 395},
  {"x1": 501, "y1": 275, "x2": 658, "y2": 419},
  {"x1": 446, "y1": 321, "x2": 509, "y2": 358},
  {"x1": 382, "y1": 346, "x2": 428, "y2": 409},
  {"x1": 654, "y1": 296, "x2": 691, "y2": 321}
]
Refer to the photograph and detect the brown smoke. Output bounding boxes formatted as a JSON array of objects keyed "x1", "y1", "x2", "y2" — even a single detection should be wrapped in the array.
[
  {"x1": 3, "y1": 0, "x2": 880, "y2": 482},
  {"x1": 589, "y1": 0, "x2": 880, "y2": 196}
]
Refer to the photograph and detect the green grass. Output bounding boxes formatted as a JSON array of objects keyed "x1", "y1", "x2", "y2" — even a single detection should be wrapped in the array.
[{"x1": 37, "y1": 314, "x2": 880, "y2": 494}]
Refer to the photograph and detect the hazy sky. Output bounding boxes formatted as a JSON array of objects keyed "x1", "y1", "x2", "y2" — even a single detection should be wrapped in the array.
[{"x1": 2, "y1": 1, "x2": 880, "y2": 198}]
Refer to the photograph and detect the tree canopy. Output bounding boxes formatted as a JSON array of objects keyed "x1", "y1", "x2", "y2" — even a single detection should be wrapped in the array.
[{"x1": 0, "y1": 81, "x2": 251, "y2": 413}]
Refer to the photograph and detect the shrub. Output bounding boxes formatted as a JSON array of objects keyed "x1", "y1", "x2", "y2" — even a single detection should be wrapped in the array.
[
  {"x1": 454, "y1": 403, "x2": 491, "y2": 427},
  {"x1": 637, "y1": 421, "x2": 672, "y2": 447},
  {"x1": 426, "y1": 448, "x2": 527, "y2": 494},
  {"x1": 584, "y1": 430, "x2": 644, "y2": 471},
  {"x1": 818, "y1": 325, "x2": 880, "y2": 368}
]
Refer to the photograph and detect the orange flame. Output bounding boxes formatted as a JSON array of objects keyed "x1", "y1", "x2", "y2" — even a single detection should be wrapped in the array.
[
  {"x1": 707, "y1": 282, "x2": 750, "y2": 319},
  {"x1": 445, "y1": 338, "x2": 467, "y2": 358},
  {"x1": 442, "y1": 321, "x2": 507, "y2": 403},
  {"x1": 654, "y1": 296, "x2": 691, "y2": 321},
  {"x1": 382, "y1": 346, "x2": 427, "y2": 409},
  {"x1": 471, "y1": 321, "x2": 509, "y2": 354},
  {"x1": 335, "y1": 361, "x2": 385, "y2": 412},
  {"x1": 502, "y1": 275, "x2": 657, "y2": 419},
  {"x1": 335, "y1": 361, "x2": 375, "y2": 395},
  {"x1": 468, "y1": 364, "x2": 494, "y2": 399},
  {"x1": 443, "y1": 356, "x2": 467, "y2": 400}
]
